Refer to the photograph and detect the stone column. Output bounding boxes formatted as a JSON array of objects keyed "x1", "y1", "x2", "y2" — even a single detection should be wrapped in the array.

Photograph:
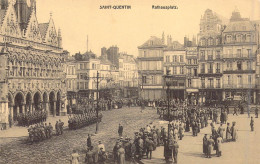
[
  {"x1": 31, "y1": 104, "x2": 34, "y2": 112},
  {"x1": 22, "y1": 104, "x2": 25, "y2": 114},
  {"x1": 10, "y1": 106, "x2": 14, "y2": 120},
  {"x1": 45, "y1": 102, "x2": 49, "y2": 115},
  {"x1": 222, "y1": 91, "x2": 225, "y2": 101},
  {"x1": 254, "y1": 91, "x2": 256, "y2": 104},
  {"x1": 59, "y1": 101, "x2": 62, "y2": 116},
  {"x1": 53, "y1": 101, "x2": 56, "y2": 117}
]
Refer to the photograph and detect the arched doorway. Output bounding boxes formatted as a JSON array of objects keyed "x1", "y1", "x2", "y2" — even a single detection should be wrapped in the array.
[
  {"x1": 33, "y1": 92, "x2": 42, "y2": 111},
  {"x1": 56, "y1": 92, "x2": 61, "y2": 116},
  {"x1": 25, "y1": 92, "x2": 32, "y2": 113},
  {"x1": 49, "y1": 91, "x2": 56, "y2": 116},
  {"x1": 43, "y1": 92, "x2": 48, "y2": 112},
  {"x1": 14, "y1": 92, "x2": 24, "y2": 121}
]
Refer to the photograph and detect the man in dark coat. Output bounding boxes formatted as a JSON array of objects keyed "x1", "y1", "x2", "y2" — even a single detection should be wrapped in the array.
[
  {"x1": 250, "y1": 117, "x2": 254, "y2": 132},
  {"x1": 203, "y1": 134, "x2": 208, "y2": 156},
  {"x1": 172, "y1": 141, "x2": 179, "y2": 163},
  {"x1": 118, "y1": 124, "x2": 123, "y2": 137},
  {"x1": 87, "y1": 134, "x2": 92, "y2": 148}
]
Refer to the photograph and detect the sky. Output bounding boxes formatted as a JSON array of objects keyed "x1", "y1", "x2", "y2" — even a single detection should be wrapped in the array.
[{"x1": 35, "y1": 0, "x2": 260, "y2": 56}]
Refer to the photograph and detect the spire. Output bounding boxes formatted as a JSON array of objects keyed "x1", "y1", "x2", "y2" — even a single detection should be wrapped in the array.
[{"x1": 162, "y1": 31, "x2": 165, "y2": 44}]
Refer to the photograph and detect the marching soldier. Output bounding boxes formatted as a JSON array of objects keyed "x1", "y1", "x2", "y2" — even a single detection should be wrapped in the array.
[{"x1": 250, "y1": 117, "x2": 254, "y2": 132}]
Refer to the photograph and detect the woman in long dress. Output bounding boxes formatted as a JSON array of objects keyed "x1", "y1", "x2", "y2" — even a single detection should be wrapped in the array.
[
  {"x1": 226, "y1": 123, "x2": 232, "y2": 142},
  {"x1": 117, "y1": 144, "x2": 126, "y2": 164},
  {"x1": 71, "y1": 150, "x2": 80, "y2": 164}
]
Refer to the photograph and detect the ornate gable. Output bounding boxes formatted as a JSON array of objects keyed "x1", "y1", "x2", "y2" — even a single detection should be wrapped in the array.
[
  {"x1": 24, "y1": 9, "x2": 42, "y2": 43},
  {"x1": 1, "y1": 3, "x2": 22, "y2": 38},
  {"x1": 44, "y1": 17, "x2": 58, "y2": 47}
]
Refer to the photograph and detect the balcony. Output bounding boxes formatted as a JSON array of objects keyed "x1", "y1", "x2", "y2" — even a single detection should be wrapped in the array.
[
  {"x1": 216, "y1": 69, "x2": 221, "y2": 73},
  {"x1": 223, "y1": 84, "x2": 256, "y2": 89},
  {"x1": 222, "y1": 54, "x2": 256, "y2": 60},
  {"x1": 208, "y1": 55, "x2": 213, "y2": 61},
  {"x1": 223, "y1": 70, "x2": 255, "y2": 74},
  {"x1": 208, "y1": 69, "x2": 213, "y2": 74}
]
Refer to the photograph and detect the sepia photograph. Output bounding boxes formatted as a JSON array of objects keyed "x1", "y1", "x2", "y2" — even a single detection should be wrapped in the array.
[{"x1": 0, "y1": 0, "x2": 260, "y2": 163}]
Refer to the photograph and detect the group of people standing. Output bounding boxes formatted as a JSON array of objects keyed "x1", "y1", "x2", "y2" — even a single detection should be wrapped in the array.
[
  {"x1": 68, "y1": 112, "x2": 102, "y2": 130},
  {"x1": 27, "y1": 120, "x2": 64, "y2": 143},
  {"x1": 16, "y1": 110, "x2": 48, "y2": 127},
  {"x1": 203, "y1": 121, "x2": 237, "y2": 158}
]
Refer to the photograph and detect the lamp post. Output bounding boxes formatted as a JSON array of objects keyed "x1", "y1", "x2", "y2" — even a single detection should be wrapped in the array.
[
  {"x1": 85, "y1": 71, "x2": 114, "y2": 134},
  {"x1": 164, "y1": 68, "x2": 172, "y2": 160}
]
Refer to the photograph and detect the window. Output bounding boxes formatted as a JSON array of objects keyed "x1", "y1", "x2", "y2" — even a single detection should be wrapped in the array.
[
  {"x1": 188, "y1": 79, "x2": 192, "y2": 87},
  {"x1": 247, "y1": 49, "x2": 252, "y2": 58},
  {"x1": 188, "y1": 59, "x2": 191, "y2": 64},
  {"x1": 144, "y1": 51, "x2": 147, "y2": 57},
  {"x1": 193, "y1": 59, "x2": 197, "y2": 64},
  {"x1": 201, "y1": 39, "x2": 206, "y2": 46},
  {"x1": 200, "y1": 51, "x2": 205, "y2": 60},
  {"x1": 216, "y1": 51, "x2": 220, "y2": 59},
  {"x1": 208, "y1": 63, "x2": 213, "y2": 73},
  {"x1": 180, "y1": 67, "x2": 184, "y2": 74},
  {"x1": 227, "y1": 49, "x2": 232, "y2": 58},
  {"x1": 173, "y1": 66, "x2": 177, "y2": 74},
  {"x1": 247, "y1": 61, "x2": 252, "y2": 70},
  {"x1": 201, "y1": 63, "x2": 205, "y2": 73},
  {"x1": 180, "y1": 55, "x2": 184, "y2": 62},
  {"x1": 227, "y1": 62, "x2": 233, "y2": 70},
  {"x1": 201, "y1": 78, "x2": 205, "y2": 88},
  {"x1": 237, "y1": 75, "x2": 242, "y2": 86},
  {"x1": 246, "y1": 34, "x2": 251, "y2": 42},
  {"x1": 142, "y1": 76, "x2": 147, "y2": 84},
  {"x1": 237, "y1": 49, "x2": 242, "y2": 58},
  {"x1": 216, "y1": 63, "x2": 220, "y2": 73},
  {"x1": 172, "y1": 81, "x2": 178, "y2": 86},
  {"x1": 151, "y1": 76, "x2": 155, "y2": 84},
  {"x1": 228, "y1": 75, "x2": 231, "y2": 85},
  {"x1": 227, "y1": 35, "x2": 232, "y2": 43},
  {"x1": 194, "y1": 69, "x2": 197, "y2": 76},
  {"x1": 209, "y1": 78, "x2": 214, "y2": 88},
  {"x1": 166, "y1": 56, "x2": 170, "y2": 62},
  {"x1": 216, "y1": 78, "x2": 220, "y2": 88},
  {"x1": 237, "y1": 61, "x2": 242, "y2": 70},
  {"x1": 173, "y1": 56, "x2": 177, "y2": 62},
  {"x1": 208, "y1": 38, "x2": 213, "y2": 45},
  {"x1": 187, "y1": 68, "x2": 191, "y2": 76},
  {"x1": 248, "y1": 75, "x2": 252, "y2": 85}
]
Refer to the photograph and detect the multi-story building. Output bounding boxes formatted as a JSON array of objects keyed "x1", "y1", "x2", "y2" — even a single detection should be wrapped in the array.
[
  {"x1": 198, "y1": 9, "x2": 226, "y2": 103},
  {"x1": 222, "y1": 10, "x2": 259, "y2": 103},
  {"x1": 257, "y1": 49, "x2": 260, "y2": 104},
  {"x1": 73, "y1": 51, "x2": 120, "y2": 100},
  {"x1": 118, "y1": 53, "x2": 138, "y2": 98},
  {"x1": 138, "y1": 36, "x2": 166, "y2": 100},
  {"x1": 0, "y1": 0, "x2": 68, "y2": 127},
  {"x1": 163, "y1": 41, "x2": 186, "y2": 100},
  {"x1": 185, "y1": 44, "x2": 199, "y2": 104},
  {"x1": 66, "y1": 56, "x2": 77, "y2": 108},
  {"x1": 102, "y1": 46, "x2": 120, "y2": 68},
  {"x1": 74, "y1": 51, "x2": 100, "y2": 99}
]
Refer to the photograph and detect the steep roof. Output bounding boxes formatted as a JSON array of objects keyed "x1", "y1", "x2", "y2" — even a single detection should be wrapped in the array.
[
  {"x1": 38, "y1": 23, "x2": 49, "y2": 39},
  {"x1": 0, "y1": 9, "x2": 6, "y2": 25},
  {"x1": 224, "y1": 20, "x2": 255, "y2": 32},
  {"x1": 138, "y1": 36, "x2": 166, "y2": 49}
]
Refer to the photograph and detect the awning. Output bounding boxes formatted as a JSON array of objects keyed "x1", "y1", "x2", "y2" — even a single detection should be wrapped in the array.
[{"x1": 186, "y1": 88, "x2": 199, "y2": 93}]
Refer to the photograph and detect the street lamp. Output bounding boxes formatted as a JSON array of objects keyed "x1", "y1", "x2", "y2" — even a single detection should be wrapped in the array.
[{"x1": 164, "y1": 67, "x2": 172, "y2": 161}]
